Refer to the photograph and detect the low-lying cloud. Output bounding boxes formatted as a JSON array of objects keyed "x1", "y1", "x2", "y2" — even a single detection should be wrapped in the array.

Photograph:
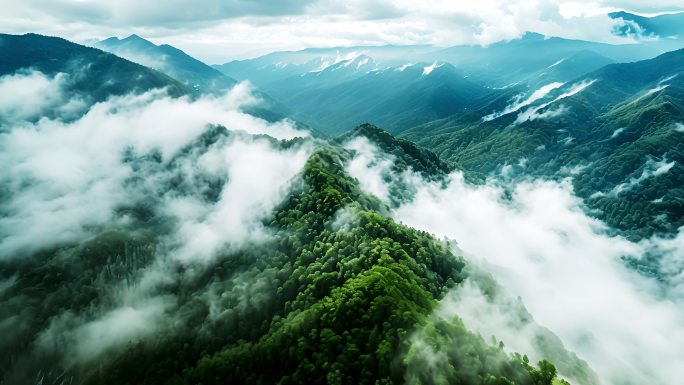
[
  {"x1": 514, "y1": 79, "x2": 596, "y2": 125},
  {"x1": 674, "y1": 122, "x2": 684, "y2": 133},
  {"x1": 0, "y1": 72, "x2": 313, "y2": 381},
  {"x1": 344, "y1": 137, "x2": 394, "y2": 202},
  {"x1": 166, "y1": 138, "x2": 311, "y2": 263},
  {"x1": 591, "y1": 155, "x2": 675, "y2": 198},
  {"x1": 346, "y1": 137, "x2": 684, "y2": 385},
  {"x1": 0, "y1": 79, "x2": 309, "y2": 258},
  {"x1": 38, "y1": 296, "x2": 174, "y2": 365}
]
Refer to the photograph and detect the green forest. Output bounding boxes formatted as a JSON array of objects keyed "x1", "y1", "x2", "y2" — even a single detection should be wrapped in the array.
[{"x1": 0, "y1": 128, "x2": 571, "y2": 385}]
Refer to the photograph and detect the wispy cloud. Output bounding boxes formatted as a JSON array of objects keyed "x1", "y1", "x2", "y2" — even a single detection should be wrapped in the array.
[
  {"x1": 344, "y1": 136, "x2": 394, "y2": 202},
  {"x1": 610, "y1": 127, "x2": 626, "y2": 138},
  {"x1": 592, "y1": 155, "x2": 676, "y2": 198},
  {"x1": 2, "y1": 0, "x2": 668, "y2": 62},
  {"x1": 483, "y1": 82, "x2": 564, "y2": 122},
  {"x1": 0, "y1": 80, "x2": 309, "y2": 258},
  {"x1": 0, "y1": 72, "x2": 314, "y2": 379},
  {"x1": 514, "y1": 79, "x2": 596, "y2": 125}
]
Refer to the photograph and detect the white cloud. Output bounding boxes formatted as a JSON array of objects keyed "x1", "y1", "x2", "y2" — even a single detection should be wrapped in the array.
[
  {"x1": 514, "y1": 79, "x2": 596, "y2": 125},
  {"x1": 38, "y1": 297, "x2": 174, "y2": 364},
  {"x1": 645, "y1": 83, "x2": 669, "y2": 96},
  {"x1": 610, "y1": 126, "x2": 626, "y2": 138},
  {"x1": 166, "y1": 138, "x2": 311, "y2": 263},
  {"x1": 483, "y1": 82, "x2": 564, "y2": 121},
  {"x1": 330, "y1": 205, "x2": 360, "y2": 232},
  {"x1": 395, "y1": 175, "x2": 684, "y2": 385},
  {"x1": 603, "y1": 155, "x2": 675, "y2": 197},
  {"x1": 344, "y1": 136, "x2": 394, "y2": 202},
  {"x1": 0, "y1": 71, "x2": 78, "y2": 126},
  {"x1": 1, "y1": 0, "x2": 671, "y2": 63},
  {"x1": 0, "y1": 78, "x2": 310, "y2": 259},
  {"x1": 347, "y1": 138, "x2": 684, "y2": 385},
  {"x1": 422, "y1": 62, "x2": 439, "y2": 76}
]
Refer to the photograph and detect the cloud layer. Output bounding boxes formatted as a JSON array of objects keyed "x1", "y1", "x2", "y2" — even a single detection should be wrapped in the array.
[
  {"x1": 3, "y1": 0, "x2": 683, "y2": 62},
  {"x1": 346, "y1": 137, "x2": 684, "y2": 385},
  {"x1": 0, "y1": 75, "x2": 307, "y2": 255},
  {"x1": 0, "y1": 73, "x2": 312, "y2": 371}
]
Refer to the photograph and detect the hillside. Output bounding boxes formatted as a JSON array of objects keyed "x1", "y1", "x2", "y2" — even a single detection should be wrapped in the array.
[
  {"x1": 96, "y1": 35, "x2": 237, "y2": 93},
  {"x1": 0, "y1": 124, "x2": 582, "y2": 385},
  {"x1": 4, "y1": 20, "x2": 684, "y2": 384},
  {"x1": 401, "y1": 48, "x2": 684, "y2": 239},
  {"x1": 212, "y1": 33, "x2": 675, "y2": 136},
  {"x1": 610, "y1": 11, "x2": 684, "y2": 40},
  {"x1": 0, "y1": 33, "x2": 188, "y2": 100}
]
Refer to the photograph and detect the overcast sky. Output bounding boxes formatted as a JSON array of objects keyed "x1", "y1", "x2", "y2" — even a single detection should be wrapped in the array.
[{"x1": 3, "y1": 0, "x2": 684, "y2": 63}]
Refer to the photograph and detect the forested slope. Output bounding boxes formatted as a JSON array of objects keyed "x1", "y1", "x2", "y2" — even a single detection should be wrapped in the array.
[
  {"x1": 402, "y1": 48, "x2": 684, "y2": 239},
  {"x1": 0, "y1": 127, "x2": 575, "y2": 385}
]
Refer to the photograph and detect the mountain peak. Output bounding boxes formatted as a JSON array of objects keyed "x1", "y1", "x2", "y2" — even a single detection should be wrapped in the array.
[
  {"x1": 98, "y1": 36, "x2": 120, "y2": 45},
  {"x1": 122, "y1": 34, "x2": 157, "y2": 47},
  {"x1": 519, "y1": 32, "x2": 547, "y2": 41},
  {"x1": 97, "y1": 34, "x2": 157, "y2": 49},
  {"x1": 608, "y1": 10, "x2": 633, "y2": 18},
  {"x1": 338, "y1": 123, "x2": 452, "y2": 177},
  {"x1": 124, "y1": 34, "x2": 146, "y2": 41}
]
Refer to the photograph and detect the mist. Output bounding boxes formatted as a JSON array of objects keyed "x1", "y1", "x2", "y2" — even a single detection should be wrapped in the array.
[
  {"x1": 0, "y1": 77, "x2": 308, "y2": 258},
  {"x1": 514, "y1": 79, "x2": 597, "y2": 125},
  {"x1": 346, "y1": 137, "x2": 684, "y2": 385},
  {"x1": 483, "y1": 82, "x2": 564, "y2": 122},
  {"x1": 0, "y1": 70, "x2": 313, "y2": 380},
  {"x1": 594, "y1": 155, "x2": 676, "y2": 198},
  {"x1": 0, "y1": 71, "x2": 87, "y2": 127}
]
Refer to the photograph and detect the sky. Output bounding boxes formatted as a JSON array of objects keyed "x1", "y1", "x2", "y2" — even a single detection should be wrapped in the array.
[{"x1": 2, "y1": 0, "x2": 684, "y2": 63}]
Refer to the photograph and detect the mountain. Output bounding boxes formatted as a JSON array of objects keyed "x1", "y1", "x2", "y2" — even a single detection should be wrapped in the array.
[
  {"x1": 2, "y1": 36, "x2": 582, "y2": 384},
  {"x1": 212, "y1": 45, "x2": 435, "y2": 88},
  {"x1": 97, "y1": 34, "x2": 314, "y2": 130},
  {"x1": 526, "y1": 50, "x2": 614, "y2": 88},
  {"x1": 215, "y1": 33, "x2": 669, "y2": 91},
  {"x1": 212, "y1": 34, "x2": 675, "y2": 136},
  {"x1": 5, "y1": 27, "x2": 682, "y2": 385},
  {"x1": 0, "y1": 33, "x2": 188, "y2": 101},
  {"x1": 335, "y1": 123, "x2": 451, "y2": 178},
  {"x1": 264, "y1": 62, "x2": 495, "y2": 135},
  {"x1": 402, "y1": 47, "x2": 684, "y2": 239},
  {"x1": 0, "y1": 120, "x2": 583, "y2": 384},
  {"x1": 429, "y1": 32, "x2": 667, "y2": 87},
  {"x1": 610, "y1": 11, "x2": 684, "y2": 40},
  {"x1": 96, "y1": 34, "x2": 237, "y2": 93}
]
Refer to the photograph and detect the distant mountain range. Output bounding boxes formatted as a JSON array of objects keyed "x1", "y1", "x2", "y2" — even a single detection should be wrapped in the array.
[
  {"x1": 2, "y1": 18, "x2": 684, "y2": 385},
  {"x1": 95, "y1": 34, "x2": 237, "y2": 94},
  {"x1": 96, "y1": 34, "x2": 310, "y2": 126},
  {"x1": 264, "y1": 62, "x2": 496, "y2": 134},
  {"x1": 213, "y1": 28, "x2": 683, "y2": 135},
  {"x1": 0, "y1": 33, "x2": 188, "y2": 101},
  {"x1": 610, "y1": 11, "x2": 684, "y2": 41},
  {"x1": 402, "y1": 47, "x2": 684, "y2": 239},
  {"x1": 2, "y1": 30, "x2": 681, "y2": 241}
]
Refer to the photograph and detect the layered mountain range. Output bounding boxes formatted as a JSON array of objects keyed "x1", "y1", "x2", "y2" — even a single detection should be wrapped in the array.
[{"x1": 1, "y1": 12, "x2": 683, "y2": 384}]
